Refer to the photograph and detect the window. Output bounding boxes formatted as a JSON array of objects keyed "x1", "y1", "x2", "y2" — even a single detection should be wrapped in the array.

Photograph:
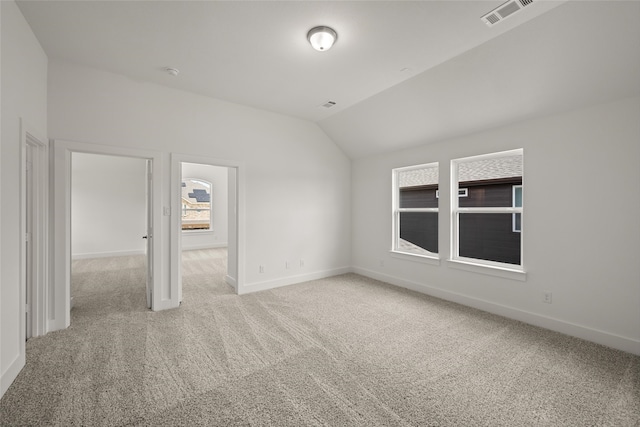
[
  {"x1": 392, "y1": 163, "x2": 439, "y2": 258},
  {"x1": 181, "y1": 178, "x2": 212, "y2": 231},
  {"x1": 451, "y1": 149, "x2": 523, "y2": 269}
]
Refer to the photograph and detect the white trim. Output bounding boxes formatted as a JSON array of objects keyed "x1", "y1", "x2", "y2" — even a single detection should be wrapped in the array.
[
  {"x1": 224, "y1": 275, "x2": 237, "y2": 291},
  {"x1": 446, "y1": 258, "x2": 526, "y2": 281},
  {"x1": 389, "y1": 250, "x2": 440, "y2": 265},
  {"x1": 452, "y1": 148, "x2": 524, "y2": 163},
  {"x1": 456, "y1": 207, "x2": 522, "y2": 214},
  {"x1": 352, "y1": 267, "x2": 640, "y2": 356},
  {"x1": 397, "y1": 208, "x2": 439, "y2": 213},
  {"x1": 171, "y1": 153, "x2": 245, "y2": 301},
  {"x1": 51, "y1": 140, "x2": 163, "y2": 332},
  {"x1": 6, "y1": 120, "x2": 47, "y2": 397},
  {"x1": 71, "y1": 250, "x2": 146, "y2": 260},
  {"x1": 0, "y1": 353, "x2": 24, "y2": 398},
  {"x1": 394, "y1": 162, "x2": 438, "y2": 174},
  {"x1": 241, "y1": 266, "x2": 351, "y2": 295},
  {"x1": 181, "y1": 242, "x2": 228, "y2": 251},
  {"x1": 20, "y1": 123, "x2": 49, "y2": 339}
]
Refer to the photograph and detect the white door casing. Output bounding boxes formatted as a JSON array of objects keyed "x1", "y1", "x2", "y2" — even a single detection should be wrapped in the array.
[
  {"x1": 20, "y1": 120, "x2": 48, "y2": 340},
  {"x1": 145, "y1": 159, "x2": 153, "y2": 309},
  {"x1": 51, "y1": 140, "x2": 164, "y2": 332}
]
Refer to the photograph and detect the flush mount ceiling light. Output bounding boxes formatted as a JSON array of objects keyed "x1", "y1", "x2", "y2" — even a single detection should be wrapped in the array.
[{"x1": 307, "y1": 26, "x2": 337, "y2": 51}]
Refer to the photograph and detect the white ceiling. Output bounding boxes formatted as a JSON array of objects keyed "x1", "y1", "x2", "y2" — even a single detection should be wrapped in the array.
[
  {"x1": 321, "y1": 1, "x2": 640, "y2": 157},
  {"x1": 16, "y1": 1, "x2": 640, "y2": 158}
]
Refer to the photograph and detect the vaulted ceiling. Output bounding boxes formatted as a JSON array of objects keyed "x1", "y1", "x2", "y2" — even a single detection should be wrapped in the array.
[{"x1": 17, "y1": 1, "x2": 640, "y2": 158}]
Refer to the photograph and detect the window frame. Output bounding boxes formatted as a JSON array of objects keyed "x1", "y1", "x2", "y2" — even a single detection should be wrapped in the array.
[
  {"x1": 450, "y1": 149, "x2": 524, "y2": 273},
  {"x1": 181, "y1": 177, "x2": 213, "y2": 233},
  {"x1": 391, "y1": 162, "x2": 439, "y2": 261}
]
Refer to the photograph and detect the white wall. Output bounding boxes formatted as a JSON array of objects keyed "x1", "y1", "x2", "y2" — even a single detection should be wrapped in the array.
[
  {"x1": 48, "y1": 60, "x2": 352, "y2": 297},
  {"x1": 71, "y1": 153, "x2": 147, "y2": 258},
  {"x1": 352, "y1": 96, "x2": 640, "y2": 355},
  {"x1": 181, "y1": 162, "x2": 228, "y2": 251},
  {"x1": 0, "y1": 0, "x2": 48, "y2": 397}
]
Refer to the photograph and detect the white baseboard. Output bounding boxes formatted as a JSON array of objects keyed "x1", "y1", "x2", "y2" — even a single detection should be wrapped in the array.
[
  {"x1": 353, "y1": 266, "x2": 640, "y2": 356},
  {"x1": 1, "y1": 352, "x2": 24, "y2": 399},
  {"x1": 72, "y1": 250, "x2": 145, "y2": 260},
  {"x1": 224, "y1": 275, "x2": 237, "y2": 291},
  {"x1": 153, "y1": 299, "x2": 180, "y2": 311},
  {"x1": 241, "y1": 266, "x2": 351, "y2": 295},
  {"x1": 182, "y1": 242, "x2": 228, "y2": 251}
]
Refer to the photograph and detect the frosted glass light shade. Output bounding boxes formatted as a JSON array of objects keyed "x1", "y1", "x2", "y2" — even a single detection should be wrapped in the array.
[{"x1": 307, "y1": 26, "x2": 337, "y2": 51}]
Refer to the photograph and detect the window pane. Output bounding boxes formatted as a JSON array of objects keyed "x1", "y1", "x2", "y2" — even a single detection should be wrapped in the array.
[
  {"x1": 182, "y1": 178, "x2": 211, "y2": 231},
  {"x1": 400, "y1": 187, "x2": 438, "y2": 208},
  {"x1": 514, "y1": 186, "x2": 523, "y2": 207},
  {"x1": 458, "y1": 155, "x2": 522, "y2": 208},
  {"x1": 459, "y1": 213, "x2": 520, "y2": 265},
  {"x1": 398, "y1": 166, "x2": 438, "y2": 208},
  {"x1": 513, "y1": 213, "x2": 521, "y2": 232},
  {"x1": 399, "y1": 212, "x2": 438, "y2": 254}
]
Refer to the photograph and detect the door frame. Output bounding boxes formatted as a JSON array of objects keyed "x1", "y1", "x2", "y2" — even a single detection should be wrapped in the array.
[
  {"x1": 19, "y1": 119, "x2": 48, "y2": 340},
  {"x1": 145, "y1": 159, "x2": 153, "y2": 309},
  {"x1": 50, "y1": 139, "x2": 163, "y2": 331},
  {"x1": 170, "y1": 154, "x2": 245, "y2": 298}
]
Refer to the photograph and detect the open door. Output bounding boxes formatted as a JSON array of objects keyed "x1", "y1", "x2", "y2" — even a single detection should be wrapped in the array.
[{"x1": 145, "y1": 159, "x2": 153, "y2": 309}]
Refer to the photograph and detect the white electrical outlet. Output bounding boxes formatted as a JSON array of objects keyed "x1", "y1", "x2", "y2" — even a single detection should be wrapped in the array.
[
  {"x1": 259, "y1": 265, "x2": 264, "y2": 273},
  {"x1": 285, "y1": 261, "x2": 290, "y2": 269},
  {"x1": 543, "y1": 291, "x2": 552, "y2": 304}
]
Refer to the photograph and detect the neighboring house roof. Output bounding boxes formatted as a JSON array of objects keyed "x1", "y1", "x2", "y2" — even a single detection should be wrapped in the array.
[
  {"x1": 399, "y1": 166, "x2": 439, "y2": 188},
  {"x1": 188, "y1": 189, "x2": 210, "y2": 203},
  {"x1": 458, "y1": 155, "x2": 522, "y2": 182},
  {"x1": 182, "y1": 179, "x2": 211, "y2": 203},
  {"x1": 399, "y1": 154, "x2": 522, "y2": 188},
  {"x1": 397, "y1": 238, "x2": 432, "y2": 255}
]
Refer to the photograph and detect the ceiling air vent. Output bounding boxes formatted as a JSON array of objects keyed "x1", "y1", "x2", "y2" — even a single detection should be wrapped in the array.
[
  {"x1": 481, "y1": 0, "x2": 534, "y2": 27},
  {"x1": 320, "y1": 101, "x2": 337, "y2": 109}
]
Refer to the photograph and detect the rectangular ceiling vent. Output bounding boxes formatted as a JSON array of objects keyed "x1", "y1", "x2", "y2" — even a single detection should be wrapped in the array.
[
  {"x1": 320, "y1": 100, "x2": 337, "y2": 109},
  {"x1": 481, "y1": 0, "x2": 534, "y2": 27}
]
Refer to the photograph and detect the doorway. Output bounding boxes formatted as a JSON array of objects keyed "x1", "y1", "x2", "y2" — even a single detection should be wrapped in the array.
[
  {"x1": 70, "y1": 153, "x2": 150, "y2": 314},
  {"x1": 51, "y1": 140, "x2": 162, "y2": 332},
  {"x1": 20, "y1": 125, "x2": 48, "y2": 340},
  {"x1": 180, "y1": 163, "x2": 232, "y2": 299},
  {"x1": 171, "y1": 154, "x2": 243, "y2": 301}
]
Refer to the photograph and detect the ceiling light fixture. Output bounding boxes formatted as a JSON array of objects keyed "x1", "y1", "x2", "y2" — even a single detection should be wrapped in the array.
[{"x1": 307, "y1": 26, "x2": 337, "y2": 51}]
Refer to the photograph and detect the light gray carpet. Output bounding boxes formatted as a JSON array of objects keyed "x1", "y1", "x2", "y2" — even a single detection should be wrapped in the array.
[{"x1": 1, "y1": 248, "x2": 639, "y2": 426}]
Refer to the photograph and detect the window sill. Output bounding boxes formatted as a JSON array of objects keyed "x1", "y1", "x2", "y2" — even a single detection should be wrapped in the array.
[
  {"x1": 390, "y1": 250, "x2": 440, "y2": 266},
  {"x1": 447, "y1": 259, "x2": 526, "y2": 281}
]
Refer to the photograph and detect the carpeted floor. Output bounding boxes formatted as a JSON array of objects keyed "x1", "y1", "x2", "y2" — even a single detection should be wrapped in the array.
[{"x1": 1, "y1": 248, "x2": 639, "y2": 426}]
